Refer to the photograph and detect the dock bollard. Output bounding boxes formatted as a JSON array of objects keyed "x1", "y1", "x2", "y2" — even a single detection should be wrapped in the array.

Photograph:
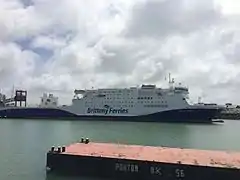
[
  {"x1": 57, "y1": 146, "x2": 61, "y2": 153},
  {"x1": 80, "y1": 137, "x2": 84, "y2": 143},
  {"x1": 50, "y1": 146, "x2": 55, "y2": 152},
  {"x1": 85, "y1": 138, "x2": 89, "y2": 144},
  {"x1": 62, "y1": 146, "x2": 66, "y2": 152}
]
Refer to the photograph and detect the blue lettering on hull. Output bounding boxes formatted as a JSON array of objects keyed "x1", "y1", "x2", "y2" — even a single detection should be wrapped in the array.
[{"x1": 87, "y1": 105, "x2": 129, "y2": 115}]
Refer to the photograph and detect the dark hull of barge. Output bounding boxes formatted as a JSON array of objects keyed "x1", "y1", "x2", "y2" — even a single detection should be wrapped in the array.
[
  {"x1": 46, "y1": 153, "x2": 240, "y2": 180},
  {"x1": 46, "y1": 143, "x2": 240, "y2": 180}
]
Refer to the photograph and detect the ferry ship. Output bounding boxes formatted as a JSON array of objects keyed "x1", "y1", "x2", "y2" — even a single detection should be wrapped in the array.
[{"x1": 0, "y1": 78, "x2": 224, "y2": 123}]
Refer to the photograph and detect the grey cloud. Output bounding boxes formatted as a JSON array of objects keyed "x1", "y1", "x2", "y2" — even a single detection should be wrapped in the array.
[
  {"x1": 143, "y1": 57, "x2": 182, "y2": 83},
  {"x1": 223, "y1": 43, "x2": 240, "y2": 64},
  {"x1": 219, "y1": 31, "x2": 235, "y2": 45},
  {"x1": 124, "y1": 0, "x2": 222, "y2": 38},
  {"x1": 95, "y1": 35, "x2": 187, "y2": 82},
  {"x1": 20, "y1": 0, "x2": 34, "y2": 7},
  {"x1": 96, "y1": 50, "x2": 136, "y2": 74},
  {"x1": 95, "y1": 40, "x2": 141, "y2": 74}
]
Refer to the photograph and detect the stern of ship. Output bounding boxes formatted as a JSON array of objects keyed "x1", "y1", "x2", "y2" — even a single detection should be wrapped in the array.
[{"x1": 186, "y1": 105, "x2": 225, "y2": 123}]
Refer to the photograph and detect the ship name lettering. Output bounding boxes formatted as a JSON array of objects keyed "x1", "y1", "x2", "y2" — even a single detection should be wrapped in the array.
[
  {"x1": 150, "y1": 166, "x2": 162, "y2": 175},
  {"x1": 115, "y1": 163, "x2": 139, "y2": 173},
  {"x1": 87, "y1": 106, "x2": 128, "y2": 115}
]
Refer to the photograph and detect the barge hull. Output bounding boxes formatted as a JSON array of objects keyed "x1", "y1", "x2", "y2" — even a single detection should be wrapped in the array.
[
  {"x1": 46, "y1": 153, "x2": 240, "y2": 180},
  {"x1": 46, "y1": 142, "x2": 240, "y2": 180}
]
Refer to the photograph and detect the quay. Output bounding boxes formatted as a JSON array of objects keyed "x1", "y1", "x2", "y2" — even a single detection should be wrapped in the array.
[{"x1": 46, "y1": 138, "x2": 240, "y2": 179}]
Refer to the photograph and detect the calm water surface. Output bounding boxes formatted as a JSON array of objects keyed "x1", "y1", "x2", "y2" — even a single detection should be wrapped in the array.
[{"x1": 0, "y1": 119, "x2": 239, "y2": 180}]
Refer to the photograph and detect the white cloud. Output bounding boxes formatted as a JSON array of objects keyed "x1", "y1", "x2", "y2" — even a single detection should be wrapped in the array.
[
  {"x1": 216, "y1": 0, "x2": 240, "y2": 15},
  {"x1": 0, "y1": 41, "x2": 37, "y2": 86},
  {"x1": 30, "y1": 35, "x2": 66, "y2": 50},
  {"x1": 0, "y1": 0, "x2": 240, "y2": 105}
]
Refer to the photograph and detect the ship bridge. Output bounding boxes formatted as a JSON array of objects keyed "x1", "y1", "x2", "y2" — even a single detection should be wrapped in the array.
[
  {"x1": 141, "y1": 84, "x2": 156, "y2": 89},
  {"x1": 174, "y1": 86, "x2": 188, "y2": 92},
  {"x1": 173, "y1": 81, "x2": 188, "y2": 92}
]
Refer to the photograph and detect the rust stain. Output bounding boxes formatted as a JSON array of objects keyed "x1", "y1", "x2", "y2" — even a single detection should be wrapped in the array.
[{"x1": 62, "y1": 142, "x2": 240, "y2": 169}]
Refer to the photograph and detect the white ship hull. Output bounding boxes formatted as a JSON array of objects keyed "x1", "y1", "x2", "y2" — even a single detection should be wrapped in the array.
[{"x1": 0, "y1": 78, "x2": 224, "y2": 123}]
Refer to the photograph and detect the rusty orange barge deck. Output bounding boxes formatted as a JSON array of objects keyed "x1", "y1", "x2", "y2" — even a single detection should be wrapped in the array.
[{"x1": 46, "y1": 139, "x2": 240, "y2": 179}]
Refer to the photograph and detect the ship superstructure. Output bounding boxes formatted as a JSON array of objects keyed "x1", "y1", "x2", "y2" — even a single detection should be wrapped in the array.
[
  {"x1": 70, "y1": 83, "x2": 190, "y2": 116},
  {"x1": 0, "y1": 77, "x2": 223, "y2": 123}
]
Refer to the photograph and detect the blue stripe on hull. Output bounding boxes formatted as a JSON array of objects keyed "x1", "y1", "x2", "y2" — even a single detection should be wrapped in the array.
[
  {"x1": 0, "y1": 108, "x2": 77, "y2": 119},
  {"x1": 0, "y1": 107, "x2": 222, "y2": 123}
]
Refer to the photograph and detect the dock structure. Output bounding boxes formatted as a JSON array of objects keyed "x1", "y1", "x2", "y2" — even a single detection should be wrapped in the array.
[{"x1": 46, "y1": 139, "x2": 240, "y2": 179}]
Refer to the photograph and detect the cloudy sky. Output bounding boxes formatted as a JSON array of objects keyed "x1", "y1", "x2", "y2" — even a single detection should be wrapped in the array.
[{"x1": 0, "y1": 0, "x2": 240, "y2": 105}]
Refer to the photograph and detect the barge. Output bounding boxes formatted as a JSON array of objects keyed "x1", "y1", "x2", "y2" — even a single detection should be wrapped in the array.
[{"x1": 46, "y1": 139, "x2": 240, "y2": 179}]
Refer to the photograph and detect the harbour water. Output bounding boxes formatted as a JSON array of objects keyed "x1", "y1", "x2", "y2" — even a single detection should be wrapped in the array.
[{"x1": 0, "y1": 119, "x2": 240, "y2": 180}]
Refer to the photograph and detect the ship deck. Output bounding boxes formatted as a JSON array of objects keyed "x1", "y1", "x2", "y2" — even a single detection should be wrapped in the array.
[{"x1": 62, "y1": 142, "x2": 240, "y2": 169}]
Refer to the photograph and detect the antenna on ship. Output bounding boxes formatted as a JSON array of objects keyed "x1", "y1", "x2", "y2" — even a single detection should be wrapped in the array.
[
  {"x1": 11, "y1": 85, "x2": 15, "y2": 98},
  {"x1": 168, "y1": 73, "x2": 175, "y2": 89},
  {"x1": 198, "y1": 97, "x2": 202, "y2": 104},
  {"x1": 168, "y1": 73, "x2": 171, "y2": 84}
]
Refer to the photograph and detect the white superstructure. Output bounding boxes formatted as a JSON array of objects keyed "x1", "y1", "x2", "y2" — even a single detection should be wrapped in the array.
[
  {"x1": 40, "y1": 93, "x2": 58, "y2": 108},
  {"x1": 63, "y1": 81, "x2": 192, "y2": 116}
]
